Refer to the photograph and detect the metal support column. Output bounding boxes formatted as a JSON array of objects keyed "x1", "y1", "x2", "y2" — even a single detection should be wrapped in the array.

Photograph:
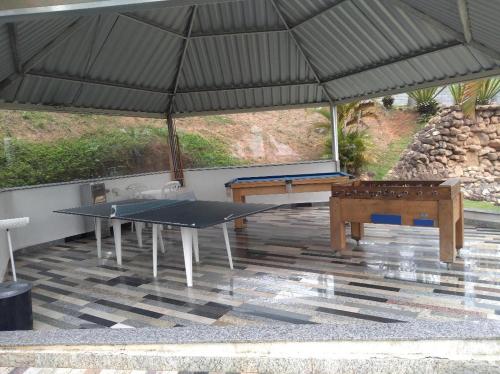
[
  {"x1": 166, "y1": 114, "x2": 184, "y2": 185},
  {"x1": 330, "y1": 104, "x2": 340, "y2": 167}
]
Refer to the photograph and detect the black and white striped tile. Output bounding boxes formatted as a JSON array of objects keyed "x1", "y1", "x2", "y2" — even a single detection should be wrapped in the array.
[{"x1": 10, "y1": 206, "x2": 500, "y2": 330}]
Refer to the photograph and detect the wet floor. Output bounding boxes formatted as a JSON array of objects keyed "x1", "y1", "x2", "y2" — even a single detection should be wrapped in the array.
[{"x1": 10, "y1": 205, "x2": 500, "y2": 330}]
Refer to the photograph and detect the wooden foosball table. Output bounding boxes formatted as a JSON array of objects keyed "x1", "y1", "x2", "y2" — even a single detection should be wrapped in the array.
[{"x1": 330, "y1": 179, "x2": 464, "y2": 263}]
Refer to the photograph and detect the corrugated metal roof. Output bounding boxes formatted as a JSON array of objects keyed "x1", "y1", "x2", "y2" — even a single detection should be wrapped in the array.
[
  {"x1": 0, "y1": 0, "x2": 499, "y2": 117},
  {"x1": 400, "y1": 0, "x2": 463, "y2": 34},
  {"x1": 126, "y1": 6, "x2": 191, "y2": 35},
  {"x1": 276, "y1": 0, "x2": 340, "y2": 27},
  {"x1": 15, "y1": 15, "x2": 80, "y2": 65},
  {"x1": 469, "y1": 0, "x2": 500, "y2": 53},
  {"x1": 0, "y1": 23, "x2": 14, "y2": 82},
  {"x1": 10, "y1": 73, "x2": 170, "y2": 114},
  {"x1": 295, "y1": 0, "x2": 458, "y2": 80},
  {"x1": 324, "y1": 45, "x2": 499, "y2": 102},
  {"x1": 175, "y1": 83, "x2": 327, "y2": 114},
  {"x1": 179, "y1": 32, "x2": 316, "y2": 90},
  {"x1": 193, "y1": 0, "x2": 280, "y2": 35}
]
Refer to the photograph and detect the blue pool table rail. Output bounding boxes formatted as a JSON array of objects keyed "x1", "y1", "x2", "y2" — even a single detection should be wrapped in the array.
[{"x1": 225, "y1": 171, "x2": 352, "y2": 187}]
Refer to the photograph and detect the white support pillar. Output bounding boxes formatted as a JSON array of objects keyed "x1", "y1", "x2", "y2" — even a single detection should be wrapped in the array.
[{"x1": 330, "y1": 104, "x2": 340, "y2": 167}]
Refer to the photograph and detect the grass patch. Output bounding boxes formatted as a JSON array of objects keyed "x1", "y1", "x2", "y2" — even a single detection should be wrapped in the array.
[
  {"x1": 179, "y1": 132, "x2": 243, "y2": 168},
  {"x1": 21, "y1": 111, "x2": 55, "y2": 130},
  {"x1": 464, "y1": 200, "x2": 500, "y2": 213},
  {"x1": 365, "y1": 134, "x2": 415, "y2": 179},
  {"x1": 0, "y1": 126, "x2": 243, "y2": 188},
  {"x1": 205, "y1": 115, "x2": 234, "y2": 126}
]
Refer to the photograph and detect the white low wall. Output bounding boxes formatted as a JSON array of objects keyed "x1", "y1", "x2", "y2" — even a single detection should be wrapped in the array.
[{"x1": 0, "y1": 160, "x2": 337, "y2": 279}]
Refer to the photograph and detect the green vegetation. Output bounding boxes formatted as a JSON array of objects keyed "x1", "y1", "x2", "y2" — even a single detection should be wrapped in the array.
[
  {"x1": 179, "y1": 132, "x2": 243, "y2": 168},
  {"x1": 464, "y1": 199, "x2": 500, "y2": 213},
  {"x1": 449, "y1": 83, "x2": 466, "y2": 106},
  {"x1": 315, "y1": 103, "x2": 376, "y2": 175},
  {"x1": 365, "y1": 133, "x2": 416, "y2": 180},
  {"x1": 0, "y1": 125, "x2": 241, "y2": 189},
  {"x1": 382, "y1": 96, "x2": 394, "y2": 109},
  {"x1": 450, "y1": 78, "x2": 500, "y2": 114},
  {"x1": 408, "y1": 87, "x2": 444, "y2": 117},
  {"x1": 205, "y1": 115, "x2": 234, "y2": 125}
]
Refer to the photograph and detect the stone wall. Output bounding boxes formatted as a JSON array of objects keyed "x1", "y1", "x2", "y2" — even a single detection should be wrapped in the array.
[{"x1": 388, "y1": 105, "x2": 500, "y2": 205}]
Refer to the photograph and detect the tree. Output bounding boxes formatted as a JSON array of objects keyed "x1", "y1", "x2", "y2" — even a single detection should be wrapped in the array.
[{"x1": 314, "y1": 102, "x2": 375, "y2": 175}]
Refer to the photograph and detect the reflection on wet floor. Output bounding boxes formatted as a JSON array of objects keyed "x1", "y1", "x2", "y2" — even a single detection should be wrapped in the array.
[{"x1": 11, "y1": 205, "x2": 500, "y2": 330}]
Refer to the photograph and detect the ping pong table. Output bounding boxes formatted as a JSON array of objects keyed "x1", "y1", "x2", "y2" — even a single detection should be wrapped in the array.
[{"x1": 55, "y1": 199, "x2": 277, "y2": 287}]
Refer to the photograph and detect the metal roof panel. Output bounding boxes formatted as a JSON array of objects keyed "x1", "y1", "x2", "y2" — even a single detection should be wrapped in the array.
[
  {"x1": 325, "y1": 45, "x2": 500, "y2": 101},
  {"x1": 469, "y1": 0, "x2": 500, "y2": 54},
  {"x1": 179, "y1": 31, "x2": 316, "y2": 91},
  {"x1": 175, "y1": 84, "x2": 326, "y2": 113},
  {"x1": 85, "y1": 15, "x2": 184, "y2": 90},
  {"x1": 192, "y1": 0, "x2": 281, "y2": 35},
  {"x1": 14, "y1": 15, "x2": 80, "y2": 65}
]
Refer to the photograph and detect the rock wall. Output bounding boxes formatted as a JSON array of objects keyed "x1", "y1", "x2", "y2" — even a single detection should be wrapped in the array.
[{"x1": 388, "y1": 105, "x2": 500, "y2": 205}]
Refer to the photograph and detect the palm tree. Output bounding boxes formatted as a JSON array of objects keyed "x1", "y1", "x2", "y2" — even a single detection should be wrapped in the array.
[
  {"x1": 449, "y1": 77, "x2": 500, "y2": 117},
  {"x1": 314, "y1": 102, "x2": 375, "y2": 175}
]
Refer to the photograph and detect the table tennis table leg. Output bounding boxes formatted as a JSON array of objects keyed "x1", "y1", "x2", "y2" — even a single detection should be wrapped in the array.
[
  {"x1": 152, "y1": 224, "x2": 158, "y2": 278},
  {"x1": 112, "y1": 220, "x2": 123, "y2": 266},
  {"x1": 222, "y1": 223, "x2": 234, "y2": 270},
  {"x1": 180, "y1": 227, "x2": 193, "y2": 287},
  {"x1": 193, "y1": 229, "x2": 200, "y2": 263},
  {"x1": 95, "y1": 218, "x2": 102, "y2": 259},
  {"x1": 135, "y1": 222, "x2": 143, "y2": 248},
  {"x1": 158, "y1": 227, "x2": 165, "y2": 254}
]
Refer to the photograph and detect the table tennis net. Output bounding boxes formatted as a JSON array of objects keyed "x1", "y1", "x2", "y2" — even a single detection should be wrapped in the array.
[{"x1": 110, "y1": 199, "x2": 191, "y2": 218}]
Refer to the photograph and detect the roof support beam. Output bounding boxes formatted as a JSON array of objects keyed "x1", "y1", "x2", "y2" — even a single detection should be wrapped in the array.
[
  {"x1": 177, "y1": 80, "x2": 318, "y2": 94},
  {"x1": 120, "y1": 13, "x2": 187, "y2": 39},
  {"x1": 26, "y1": 71, "x2": 171, "y2": 95},
  {"x1": 457, "y1": 0, "x2": 472, "y2": 43},
  {"x1": 70, "y1": 15, "x2": 119, "y2": 105},
  {"x1": 333, "y1": 66, "x2": 500, "y2": 105},
  {"x1": 270, "y1": 0, "x2": 334, "y2": 104},
  {"x1": 166, "y1": 5, "x2": 197, "y2": 115},
  {"x1": 120, "y1": 11, "x2": 289, "y2": 39},
  {"x1": 322, "y1": 41, "x2": 462, "y2": 85},
  {"x1": 6, "y1": 22, "x2": 23, "y2": 101},
  {"x1": 191, "y1": 28, "x2": 288, "y2": 39},
  {"x1": 388, "y1": 0, "x2": 500, "y2": 61},
  {"x1": 291, "y1": 0, "x2": 348, "y2": 30},
  {"x1": 7, "y1": 23, "x2": 22, "y2": 74},
  {"x1": 24, "y1": 71, "x2": 319, "y2": 96},
  {"x1": 0, "y1": 16, "x2": 93, "y2": 93}
]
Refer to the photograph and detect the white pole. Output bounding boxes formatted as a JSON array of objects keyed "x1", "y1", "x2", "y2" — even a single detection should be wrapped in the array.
[{"x1": 330, "y1": 104, "x2": 340, "y2": 167}]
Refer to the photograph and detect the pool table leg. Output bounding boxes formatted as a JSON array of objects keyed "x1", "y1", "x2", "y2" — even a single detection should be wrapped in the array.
[
  {"x1": 351, "y1": 222, "x2": 364, "y2": 244},
  {"x1": 330, "y1": 197, "x2": 346, "y2": 252},
  {"x1": 233, "y1": 190, "x2": 246, "y2": 230}
]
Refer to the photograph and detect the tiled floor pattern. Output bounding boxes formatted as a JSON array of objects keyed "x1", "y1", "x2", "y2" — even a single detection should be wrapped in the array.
[
  {"x1": 11, "y1": 206, "x2": 500, "y2": 330},
  {"x1": 0, "y1": 369, "x2": 243, "y2": 374}
]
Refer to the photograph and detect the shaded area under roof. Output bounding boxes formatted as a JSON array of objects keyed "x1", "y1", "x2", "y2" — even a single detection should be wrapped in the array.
[{"x1": 0, "y1": 0, "x2": 499, "y2": 118}]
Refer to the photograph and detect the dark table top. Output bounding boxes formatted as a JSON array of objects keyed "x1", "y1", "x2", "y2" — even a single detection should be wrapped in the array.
[{"x1": 55, "y1": 199, "x2": 278, "y2": 229}]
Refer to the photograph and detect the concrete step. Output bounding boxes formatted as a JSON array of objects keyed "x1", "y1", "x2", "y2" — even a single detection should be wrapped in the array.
[{"x1": 465, "y1": 209, "x2": 500, "y2": 230}]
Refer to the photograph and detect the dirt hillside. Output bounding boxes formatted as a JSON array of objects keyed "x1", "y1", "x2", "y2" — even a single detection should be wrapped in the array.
[{"x1": 0, "y1": 105, "x2": 419, "y2": 165}]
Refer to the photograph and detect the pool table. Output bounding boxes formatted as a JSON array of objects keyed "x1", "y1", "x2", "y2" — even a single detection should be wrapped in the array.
[{"x1": 225, "y1": 171, "x2": 351, "y2": 229}]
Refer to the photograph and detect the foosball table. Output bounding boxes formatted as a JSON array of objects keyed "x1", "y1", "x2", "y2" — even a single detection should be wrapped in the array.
[{"x1": 330, "y1": 179, "x2": 464, "y2": 263}]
